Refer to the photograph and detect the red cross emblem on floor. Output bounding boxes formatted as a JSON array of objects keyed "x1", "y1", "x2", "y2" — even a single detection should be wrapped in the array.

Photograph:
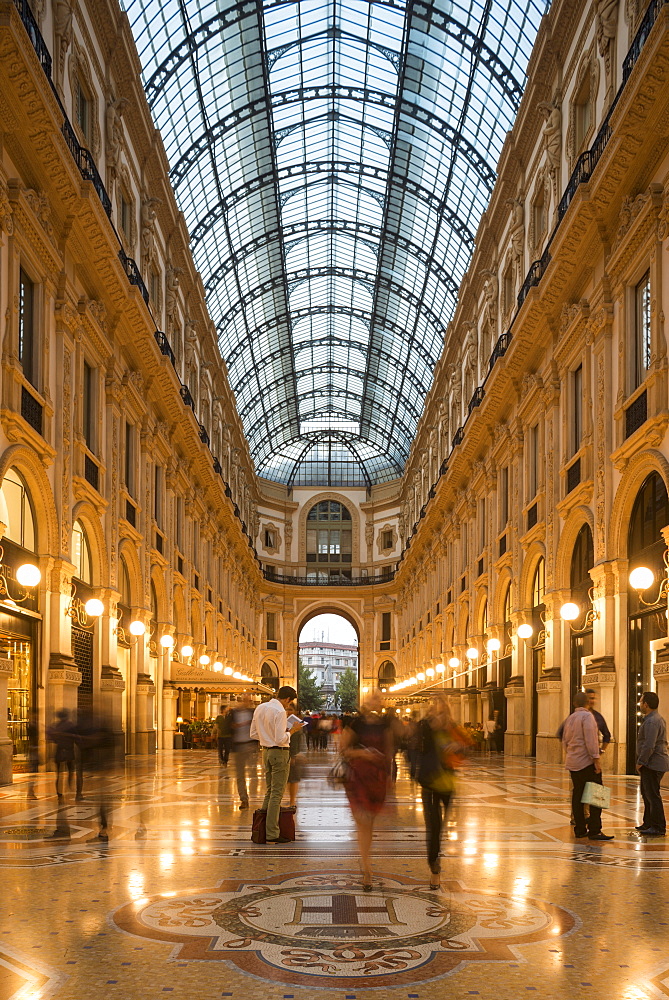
[{"x1": 113, "y1": 871, "x2": 576, "y2": 988}]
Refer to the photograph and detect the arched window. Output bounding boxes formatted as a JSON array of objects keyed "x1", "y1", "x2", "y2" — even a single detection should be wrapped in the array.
[
  {"x1": 261, "y1": 660, "x2": 279, "y2": 692},
  {"x1": 529, "y1": 558, "x2": 545, "y2": 754},
  {"x1": 120, "y1": 558, "x2": 131, "y2": 606},
  {"x1": 306, "y1": 500, "x2": 352, "y2": 581},
  {"x1": 378, "y1": 660, "x2": 396, "y2": 687},
  {"x1": 72, "y1": 520, "x2": 92, "y2": 584},
  {"x1": 1, "y1": 468, "x2": 36, "y2": 551}
]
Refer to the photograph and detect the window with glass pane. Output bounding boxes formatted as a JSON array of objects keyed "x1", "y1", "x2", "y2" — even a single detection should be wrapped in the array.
[
  {"x1": 572, "y1": 365, "x2": 582, "y2": 454},
  {"x1": 72, "y1": 519, "x2": 92, "y2": 584},
  {"x1": 83, "y1": 361, "x2": 96, "y2": 452},
  {"x1": 19, "y1": 269, "x2": 36, "y2": 387},
  {"x1": 1, "y1": 468, "x2": 35, "y2": 551},
  {"x1": 306, "y1": 500, "x2": 352, "y2": 576},
  {"x1": 634, "y1": 271, "x2": 651, "y2": 389}
]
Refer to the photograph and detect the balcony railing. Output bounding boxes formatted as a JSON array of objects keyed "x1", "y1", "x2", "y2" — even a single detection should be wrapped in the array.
[
  {"x1": 154, "y1": 330, "x2": 176, "y2": 367},
  {"x1": 118, "y1": 248, "x2": 149, "y2": 304},
  {"x1": 263, "y1": 568, "x2": 395, "y2": 586}
]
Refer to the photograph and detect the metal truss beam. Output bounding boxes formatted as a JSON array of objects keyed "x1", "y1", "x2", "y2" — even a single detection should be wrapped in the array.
[
  {"x1": 146, "y1": 3, "x2": 522, "y2": 117},
  {"x1": 229, "y1": 331, "x2": 430, "y2": 404},
  {"x1": 189, "y1": 159, "x2": 475, "y2": 252},
  {"x1": 246, "y1": 393, "x2": 414, "y2": 465},
  {"x1": 204, "y1": 218, "x2": 460, "y2": 299},
  {"x1": 169, "y1": 84, "x2": 496, "y2": 190},
  {"x1": 237, "y1": 362, "x2": 424, "y2": 424},
  {"x1": 212, "y1": 266, "x2": 448, "y2": 349}
]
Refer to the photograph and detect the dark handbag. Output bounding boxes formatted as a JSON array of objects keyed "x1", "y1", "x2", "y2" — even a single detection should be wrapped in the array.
[{"x1": 251, "y1": 808, "x2": 296, "y2": 843}]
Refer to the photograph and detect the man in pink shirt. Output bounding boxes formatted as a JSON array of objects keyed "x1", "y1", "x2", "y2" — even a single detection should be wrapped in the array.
[{"x1": 561, "y1": 691, "x2": 614, "y2": 841}]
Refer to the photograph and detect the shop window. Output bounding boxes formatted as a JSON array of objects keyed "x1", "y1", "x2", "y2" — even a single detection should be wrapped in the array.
[
  {"x1": 19, "y1": 269, "x2": 37, "y2": 388},
  {"x1": 1, "y1": 468, "x2": 36, "y2": 551},
  {"x1": 72, "y1": 519, "x2": 92, "y2": 584}
]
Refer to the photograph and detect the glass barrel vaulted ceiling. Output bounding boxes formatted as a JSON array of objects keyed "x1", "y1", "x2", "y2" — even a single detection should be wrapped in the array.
[{"x1": 123, "y1": 0, "x2": 550, "y2": 487}]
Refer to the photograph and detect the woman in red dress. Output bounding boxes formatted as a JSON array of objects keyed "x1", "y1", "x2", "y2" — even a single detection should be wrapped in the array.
[{"x1": 339, "y1": 693, "x2": 394, "y2": 889}]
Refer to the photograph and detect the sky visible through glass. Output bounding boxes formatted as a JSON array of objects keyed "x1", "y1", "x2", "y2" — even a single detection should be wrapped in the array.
[{"x1": 123, "y1": 0, "x2": 550, "y2": 486}]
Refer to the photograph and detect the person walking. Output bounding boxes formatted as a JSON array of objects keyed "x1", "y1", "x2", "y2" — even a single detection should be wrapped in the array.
[
  {"x1": 416, "y1": 697, "x2": 470, "y2": 889},
  {"x1": 585, "y1": 688, "x2": 612, "y2": 754},
  {"x1": 231, "y1": 696, "x2": 256, "y2": 810},
  {"x1": 250, "y1": 686, "x2": 301, "y2": 843},
  {"x1": 47, "y1": 708, "x2": 77, "y2": 799},
  {"x1": 561, "y1": 691, "x2": 613, "y2": 842},
  {"x1": 213, "y1": 706, "x2": 233, "y2": 765},
  {"x1": 636, "y1": 691, "x2": 669, "y2": 836},
  {"x1": 339, "y1": 693, "x2": 394, "y2": 889}
]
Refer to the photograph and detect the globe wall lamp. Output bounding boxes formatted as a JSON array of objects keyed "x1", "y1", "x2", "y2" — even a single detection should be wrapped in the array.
[
  {"x1": 160, "y1": 634, "x2": 175, "y2": 648},
  {"x1": 448, "y1": 656, "x2": 460, "y2": 669},
  {"x1": 181, "y1": 644, "x2": 194, "y2": 660},
  {"x1": 629, "y1": 557, "x2": 669, "y2": 606},
  {"x1": 0, "y1": 545, "x2": 41, "y2": 605},
  {"x1": 65, "y1": 583, "x2": 103, "y2": 629},
  {"x1": 436, "y1": 663, "x2": 445, "y2": 673},
  {"x1": 466, "y1": 647, "x2": 479, "y2": 661},
  {"x1": 559, "y1": 587, "x2": 599, "y2": 632},
  {"x1": 516, "y1": 623, "x2": 533, "y2": 639}
]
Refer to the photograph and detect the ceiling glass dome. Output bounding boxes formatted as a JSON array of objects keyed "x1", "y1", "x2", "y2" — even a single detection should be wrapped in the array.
[{"x1": 123, "y1": 0, "x2": 550, "y2": 486}]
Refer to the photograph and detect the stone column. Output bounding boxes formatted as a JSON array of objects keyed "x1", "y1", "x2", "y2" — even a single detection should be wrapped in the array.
[
  {"x1": 504, "y1": 654, "x2": 525, "y2": 758},
  {"x1": 162, "y1": 685, "x2": 179, "y2": 749},
  {"x1": 134, "y1": 674, "x2": 156, "y2": 754}
]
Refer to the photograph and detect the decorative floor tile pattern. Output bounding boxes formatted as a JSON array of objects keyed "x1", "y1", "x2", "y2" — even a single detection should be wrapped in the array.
[{"x1": 0, "y1": 751, "x2": 668, "y2": 998}]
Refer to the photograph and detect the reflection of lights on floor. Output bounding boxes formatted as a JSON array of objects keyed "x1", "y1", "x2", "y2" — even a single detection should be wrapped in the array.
[
  {"x1": 127, "y1": 872, "x2": 145, "y2": 899},
  {"x1": 160, "y1": 851, "x2": 175, "y2": 869},
  {"x1": 482, "y1": 853, "x2": 498, "y2": 868},
  {"x1": 180, "y1": 830, "x2": 194, "y2": 843}
]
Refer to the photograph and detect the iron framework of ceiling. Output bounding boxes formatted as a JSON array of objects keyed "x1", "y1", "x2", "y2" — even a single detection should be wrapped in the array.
[{"x1": 124, "y1": 0, "x2": 550, "y2": 486}]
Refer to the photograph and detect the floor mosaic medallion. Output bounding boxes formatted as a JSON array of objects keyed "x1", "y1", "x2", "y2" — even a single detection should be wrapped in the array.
[{"x1": 113, "y1": 871, "x2": 576, "y2": 987}]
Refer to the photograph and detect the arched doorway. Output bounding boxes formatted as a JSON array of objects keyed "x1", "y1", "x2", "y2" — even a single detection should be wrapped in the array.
[
  {"x1": 627, "y1": 472, "x2": 669, "y2": 772},
  {"x1": 297, "y1": 612, "x2": 359, "y2": 712},
  {"x1": 305, "y1": 500, "x2": 353, "y2": 582}
]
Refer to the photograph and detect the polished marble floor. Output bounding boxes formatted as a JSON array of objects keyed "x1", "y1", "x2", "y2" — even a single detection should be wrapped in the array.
[{"x1": 2, "y1": 749, "x2": 669, "y2": 999}]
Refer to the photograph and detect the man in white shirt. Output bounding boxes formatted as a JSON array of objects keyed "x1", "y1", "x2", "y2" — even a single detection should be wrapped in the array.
[{"x1": 250, "y1": 686, "x2": 301, "y2": 843}]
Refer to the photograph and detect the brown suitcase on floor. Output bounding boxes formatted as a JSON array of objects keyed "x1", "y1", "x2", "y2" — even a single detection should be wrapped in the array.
[{"x1": 251, "y1": 808, "x2": 295, "y2": 843}]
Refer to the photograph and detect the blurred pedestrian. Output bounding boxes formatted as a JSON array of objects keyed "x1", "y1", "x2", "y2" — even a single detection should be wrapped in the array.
[
  {"x1": 339, "y1": 693, "x2": 393, "y2": 889},
  {"x1": 26, "y1": 708, "x2": 40, "y2": 800},
  {"x1": 417, "y1": 697, "x2": 470, "y2": 889},
  {"x1": 47, "y1": 708, "x2": 76, "y2": 798},
  {"x1": 231, "y1": 696, "x2": 256, "y2": 810},
  {"x1": 74, "y1": 713, "x2": 117, "y2": 841},
  {"x1": 285, "y1": 718, "x2": 305, "y2": 810},
  {"x1": 636, "y1": 691, "x2": 669, "y2": 836},
  {"x1": 213, "y1": 706, "x2": 233, "y2": 765}
]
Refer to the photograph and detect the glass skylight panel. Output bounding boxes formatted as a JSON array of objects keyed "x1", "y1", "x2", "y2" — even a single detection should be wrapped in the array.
[{"x1": 124, "y1": 0, "x2": 549, "y2": 485}]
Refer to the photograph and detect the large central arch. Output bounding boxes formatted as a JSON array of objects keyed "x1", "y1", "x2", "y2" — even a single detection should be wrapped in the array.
[{"x1": 296, "y1": 603, "x2": 363, "y2": 711}]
